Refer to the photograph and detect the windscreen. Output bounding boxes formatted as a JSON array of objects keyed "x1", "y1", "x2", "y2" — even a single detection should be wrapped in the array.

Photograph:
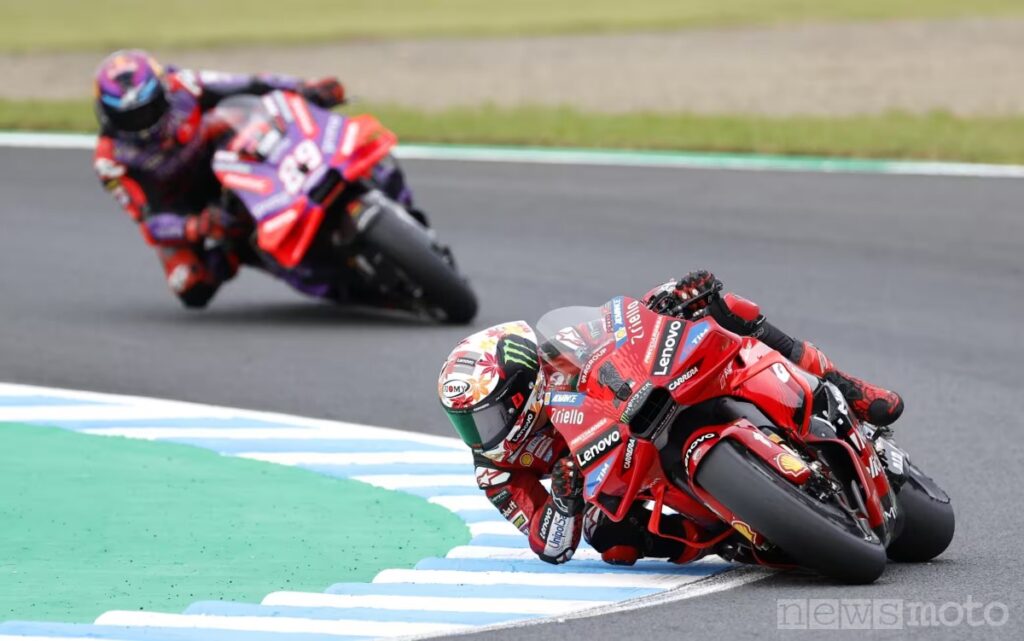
[
  {"x1": 208, "y1": 94, "x2": 286, "y2": 157},
  {"x1": 535, "y1": 303, "x2": 613, "y2": 374}
]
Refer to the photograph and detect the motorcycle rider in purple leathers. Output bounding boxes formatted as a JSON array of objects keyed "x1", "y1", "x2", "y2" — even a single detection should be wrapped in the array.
[{"x1": 92, "y1": 49, "x2": 419, "y2": 308}]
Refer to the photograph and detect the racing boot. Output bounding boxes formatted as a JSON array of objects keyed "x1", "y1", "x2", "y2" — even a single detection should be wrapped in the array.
[
  {"x1": 792, "y1": 341, "x2": 904, "y2": 427},
  {"x1": 584, "y1": 504, "x2": 706, "y2": 566}
]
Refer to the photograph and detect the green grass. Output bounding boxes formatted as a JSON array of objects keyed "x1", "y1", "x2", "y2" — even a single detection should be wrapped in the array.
[
  {"x1": 5, "y1": 98, "x2": 1024, "y2": 164},
  {"x1": 1, "y1": 0, "x2": 1023, "y2": 52},
  {"x1": 0, "y1": 423, "x2": 469, "y2": 622}
]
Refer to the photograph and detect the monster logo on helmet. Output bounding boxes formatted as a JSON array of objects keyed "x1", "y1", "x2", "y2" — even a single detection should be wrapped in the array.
[
  {"x1": 438, "y1": 322, "x2": 543, "y2": 452},
  {"x1": 500, "y1": 334, "x2": 540, "y2": 371}
]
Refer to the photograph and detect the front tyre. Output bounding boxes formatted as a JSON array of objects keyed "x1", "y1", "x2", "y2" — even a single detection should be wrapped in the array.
[
  {"x1": 886, "y1": 462, "x2": 954, "y2": 562},
  {"x1": 695, "y1": 441, "x2": 887, "y2": 584},
  {"x1": 360, "y1": 200, "x2": 478, "y2": 324}
]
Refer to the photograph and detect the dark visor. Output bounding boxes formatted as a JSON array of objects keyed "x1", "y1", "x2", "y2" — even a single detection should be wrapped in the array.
[
  {"x1": 108, "y1": 90, "x2": 168, "y2": 133},
  {"x1": 448, "y1": 401, "x2": 517, "y2": 450},
  {"x1": 446, "y1": 370, "x2": 533, "y2": 450}
]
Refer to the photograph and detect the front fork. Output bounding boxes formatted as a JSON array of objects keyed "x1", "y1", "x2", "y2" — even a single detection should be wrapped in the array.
[
  {"x1": 679, "y1": 416, "x2": 902, "y2": 552},
  {"x1": 808, "y1": 420, "x2": 903, "y2": 545}
]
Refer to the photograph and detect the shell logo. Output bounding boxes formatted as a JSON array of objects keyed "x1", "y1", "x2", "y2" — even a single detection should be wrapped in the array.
[
  {"x1": 732, "y1": 520, "x2": 755, "y2": 542},
  {"x1": 776, "y1": 452, "x2": 808, "y2": 477}
]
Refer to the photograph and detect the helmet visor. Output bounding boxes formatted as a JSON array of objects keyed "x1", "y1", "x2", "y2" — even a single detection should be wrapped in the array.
[
  {"x1": 447, "y1": 401, "x2": 515, "y2": 450},
  {"x1": 116, "y1": 100, "x2": 166, "y2": 132},
  {"x1": 102, "y1": 83, "x2": 169, "y2": 135},
  {"x1": 445, "y1": 369, "x2": 533, "y2": 450}
]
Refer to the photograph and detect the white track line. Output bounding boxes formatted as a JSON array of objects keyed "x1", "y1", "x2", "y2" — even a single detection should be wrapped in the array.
[
  {"x1": 94, "y1": 611, "x2": 468, "y2": 637},
  {"x1": 3, "y1": 131, "x2": 1024, "y2": 178},
  {"x1": 0, "y1": 132, "x2": 95, "y2": 149},
  {"x1": 262, "y1": 591, "x2": 608, "y2": 615}
]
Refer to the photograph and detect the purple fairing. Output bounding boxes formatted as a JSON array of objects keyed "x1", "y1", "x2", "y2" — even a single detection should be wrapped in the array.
[
  {"x1": 254, "y1": 255, "x2": 337, "y2": 298},
  {"x1": 144, "y1": 213, "x2": 187, "y2": 241},
  {"x1": 371, "y1": 158, "x2": 415, "y2": 208},
  {"x1": 281, "y1": 274, "x2": 335, "y2": 298}
]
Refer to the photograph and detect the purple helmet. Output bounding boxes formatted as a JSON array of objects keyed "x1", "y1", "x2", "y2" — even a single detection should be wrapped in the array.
[{"x1": 94, "y1": 50, "x2": 169, "y2": 139}]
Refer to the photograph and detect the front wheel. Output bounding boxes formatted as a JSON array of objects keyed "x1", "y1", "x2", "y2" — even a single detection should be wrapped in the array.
[
  {"x1": 359, "y1": 199, "x2": 478, "y2": 324},
  {"x1": 695, "y1": 441, "x2": 887, "y2": 584},
  {"x1": 886, "y1": 462, "x2": 955, "y2": 562}
]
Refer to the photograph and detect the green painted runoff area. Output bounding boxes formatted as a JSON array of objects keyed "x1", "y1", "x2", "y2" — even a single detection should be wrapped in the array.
[
  {"x1": 0, "y1": 423, "x2": 469, "y2": 622},
  {"x1": 1, "y1": 0, "x2": 1021, "y2": 52}
]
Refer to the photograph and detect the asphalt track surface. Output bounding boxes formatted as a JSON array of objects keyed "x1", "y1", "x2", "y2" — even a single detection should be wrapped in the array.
[{"x1": 1, "y1": 147, "x2": 1022, "y2": 639}]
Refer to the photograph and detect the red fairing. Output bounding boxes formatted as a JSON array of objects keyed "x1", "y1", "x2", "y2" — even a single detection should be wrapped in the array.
[
  {"x1": 731, "y1": 343, "x2": 813, "y2": 433},
  {"x1": 533, "y1": 295, "x2": 895, "y2": 568},
  {"x1": 336, "y1": 114, "x2": 397, "y2": 181},
  {"x1": 254, "y1": 196, "x2": 328, "y2": 269}
]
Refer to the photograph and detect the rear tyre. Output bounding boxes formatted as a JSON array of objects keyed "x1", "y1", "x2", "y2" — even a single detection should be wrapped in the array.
[
  {"x1": 886, "y1": 463, "x2": 955, "y2": 562},
  {"x1": 696, "y1": 441, "x2": 887, "y2": 584},
  {"x1": 360, "y1": 203, "x2": 477, "y2": 324}
]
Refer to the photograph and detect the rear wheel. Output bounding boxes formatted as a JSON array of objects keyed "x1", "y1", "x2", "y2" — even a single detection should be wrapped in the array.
[
  {"x1": 695, "y1": 441, "x2": 887, "y2": 584},
  {"x1": 886, "y1": 462, "x2": 955, "y2": 562},
  {"x1": 359, "y1": 201, "x2": 477, "y2": 324}
]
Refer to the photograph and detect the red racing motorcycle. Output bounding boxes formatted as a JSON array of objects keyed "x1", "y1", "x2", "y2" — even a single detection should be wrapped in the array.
[{"x1": 536, "y1": 295, "x2": 954, "y2": 583}]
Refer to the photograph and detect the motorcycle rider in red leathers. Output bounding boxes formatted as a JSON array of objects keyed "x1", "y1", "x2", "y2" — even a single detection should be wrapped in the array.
[
  {"x1": 92, "y1": 49, "x2": 418, "y2": 308},
  {"x1": 437, "y1": 271, "x2": 904, "y2": 566}
]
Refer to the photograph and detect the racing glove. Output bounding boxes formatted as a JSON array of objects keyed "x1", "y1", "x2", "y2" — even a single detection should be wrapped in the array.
[
  {"x1": 183, "y1": 206, "x2": 239, "y2": 244},
  {"x1": 676, "y1": 270, "x2": 766, "y2": 335},
  {"x1": 646, "y1": 270, "x2": 723, "y2": 319},
  {"x1": 300, "y1": 77, "x2": 346, "y2": 108},
  {"x1": 530, "y1": 457, "x2": 584, "y2": 565}
]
